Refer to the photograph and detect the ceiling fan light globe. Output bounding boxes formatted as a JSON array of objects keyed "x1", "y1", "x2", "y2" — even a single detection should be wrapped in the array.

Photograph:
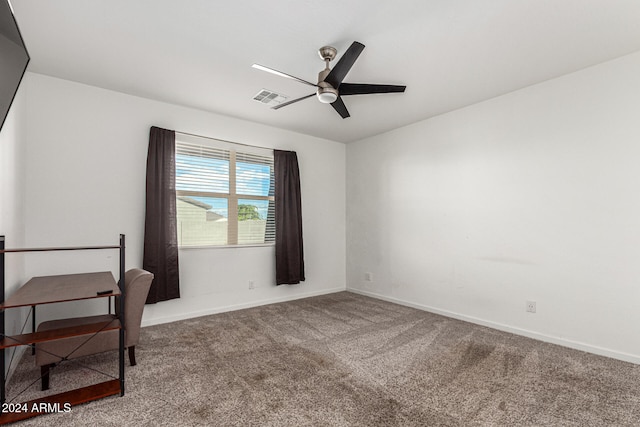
[
  {"x1": 317, "y1": 92, "x2": 337, "y2": 103},
  {"x1": 317, "y1": 87, "x2": 338, "y2": 104}
]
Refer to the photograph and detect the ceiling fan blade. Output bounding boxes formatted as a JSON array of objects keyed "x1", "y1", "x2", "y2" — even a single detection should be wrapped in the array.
[
  {"x1": 325, "y1": 41, "x2": 365, "y2": 89},
  {"x1": 330, "y1": 96, "x2": 350, "y2": 119},
  {"x1": 339, "y1": 83, "x2": 406, "y2": 95},
  {"x1": 252, "y1": 64, "x2": 318, "y2": 88},
  {"x1": 272, "y1": 93, "x2": 315, "y2": 110}
]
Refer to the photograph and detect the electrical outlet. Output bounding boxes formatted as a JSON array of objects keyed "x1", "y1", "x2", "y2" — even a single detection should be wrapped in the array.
[
  {"x1": 526, "y1": 300, "x2": 536, "y2": 313},
  {"x1": 364, "y1": 272, "x2": 373, "y2": 282},
  {"x1": 248, "y1": 280, "x2": 255, "y2": 290}
]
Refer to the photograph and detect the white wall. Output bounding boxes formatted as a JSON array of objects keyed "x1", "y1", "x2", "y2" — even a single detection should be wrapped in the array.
[
  {"x1": 0, "y1": 81, "x2": 26, "y2": 290},
  {"x1": 0, "y1": 81, "x2": 29, "y2": 376},
  {"x1": 22, "y1": 73, "x2": 346, "y2": 325},
  {"x1": 347, "y1": 50, "x2": 640, "y2": 363}
]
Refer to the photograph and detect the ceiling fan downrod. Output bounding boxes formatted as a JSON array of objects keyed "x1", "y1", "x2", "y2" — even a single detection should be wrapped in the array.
[{"x1": 317, "y1": 46, "x2": 338, "y2": 103}]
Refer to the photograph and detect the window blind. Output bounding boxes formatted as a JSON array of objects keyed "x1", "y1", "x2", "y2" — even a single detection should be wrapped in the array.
[{"x1": 175, "y1": 138, "x2": 275, "y2": 247}]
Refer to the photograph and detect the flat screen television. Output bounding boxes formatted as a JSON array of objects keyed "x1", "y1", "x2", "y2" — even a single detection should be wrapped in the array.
[{"x1": 0, "y1": 0, "x2": 29, "y2": 132}]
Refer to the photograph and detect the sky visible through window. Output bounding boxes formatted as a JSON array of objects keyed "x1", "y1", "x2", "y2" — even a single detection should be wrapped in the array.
[{"x1": 176, "y1": 153, "x2": 272, "y2": 219}]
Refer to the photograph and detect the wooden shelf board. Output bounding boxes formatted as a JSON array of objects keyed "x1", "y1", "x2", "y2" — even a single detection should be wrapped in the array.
[
  {"x1": 0, "y1": 319, "x2": 121, "y2": 349},
  {"x1": 0, "y1": 272, "x2": 120, "y2": 309}
]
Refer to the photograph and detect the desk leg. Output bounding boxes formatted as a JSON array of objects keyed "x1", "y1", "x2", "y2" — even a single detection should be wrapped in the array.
[
  {"x1": 118, "y1": 233, "x2": 125, "y2": 396},
  {"x1": 31, "y1": 306, "x2": 36, "y2": 355}
]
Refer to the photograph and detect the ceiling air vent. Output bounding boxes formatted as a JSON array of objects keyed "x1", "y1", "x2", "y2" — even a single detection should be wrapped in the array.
[{"x1": 253, "y1": 89, "x2": 288, "y2": 107}]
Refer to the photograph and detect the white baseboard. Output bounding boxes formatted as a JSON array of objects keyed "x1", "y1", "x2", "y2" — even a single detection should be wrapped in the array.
[
  {"x1": 348, "y1": 287, "x2": 640, "y2": 365},
  {"x1": 141, "y1": 286, "x2": 347, "y2": 327}
]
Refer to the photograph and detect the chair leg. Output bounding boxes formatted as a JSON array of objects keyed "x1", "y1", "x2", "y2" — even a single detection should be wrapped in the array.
[
  {"x1": 128, "y1": 346, "x2": 136, "y2": 366},
  {"x1": 41, "y1": 364, "x2": 53, "y2": 391}
]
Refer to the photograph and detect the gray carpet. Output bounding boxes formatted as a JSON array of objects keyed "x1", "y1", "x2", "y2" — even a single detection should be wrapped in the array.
[{"x1": 5, "y1": 291, "x2": 640, "y2": 426}]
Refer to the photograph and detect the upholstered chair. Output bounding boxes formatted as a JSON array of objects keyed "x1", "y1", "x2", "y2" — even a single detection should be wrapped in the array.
[{"x1": 35, "y1": 268, "x2": 154, "y2": 390}]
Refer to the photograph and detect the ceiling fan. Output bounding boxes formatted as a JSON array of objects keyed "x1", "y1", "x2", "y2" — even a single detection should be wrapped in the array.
[{"x1": 252, "y1": 41, "x2": 406, "y2": 119}]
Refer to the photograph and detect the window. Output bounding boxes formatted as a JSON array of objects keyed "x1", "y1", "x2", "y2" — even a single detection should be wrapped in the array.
[{"x1": 175, "y1": 135, "x2": 275, "y2": 247}]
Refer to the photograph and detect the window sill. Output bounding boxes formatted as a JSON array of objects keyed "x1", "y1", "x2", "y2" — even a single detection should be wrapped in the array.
[{"x1": 178, "y1": 243, "x2": 275, "y2": 250}]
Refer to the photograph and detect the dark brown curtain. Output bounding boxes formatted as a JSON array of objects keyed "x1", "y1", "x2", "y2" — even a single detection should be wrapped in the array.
[
  {"x1": 274, "y1": 150, "x2": 305, "y2": 285},
  {"x1": 143, "y1": 126, "x2": 180, "y2": 303}
]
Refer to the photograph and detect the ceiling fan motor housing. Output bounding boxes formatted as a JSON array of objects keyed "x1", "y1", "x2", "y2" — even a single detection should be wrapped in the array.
[{"x1": 317, "y1": 65, "x2": 338, "y2": 103}]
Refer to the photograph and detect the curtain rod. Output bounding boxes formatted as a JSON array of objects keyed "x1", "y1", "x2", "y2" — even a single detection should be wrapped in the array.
[{"x1": 175, "y1": 130, "x2": 273, "y2": 152}]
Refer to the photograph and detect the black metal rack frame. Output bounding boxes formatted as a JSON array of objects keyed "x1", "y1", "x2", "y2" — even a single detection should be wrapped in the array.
[{"x1": 0, "y1": 234, "x2": 125, "y2": 424}]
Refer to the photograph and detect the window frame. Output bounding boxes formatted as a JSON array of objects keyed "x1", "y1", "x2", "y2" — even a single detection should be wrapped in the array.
[{"x1": 175, "y1": 135, "x2": 275, "y2": 248}]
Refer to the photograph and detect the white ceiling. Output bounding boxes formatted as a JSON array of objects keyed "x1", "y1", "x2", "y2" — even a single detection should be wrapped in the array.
[{"x1": 11, "y1": 0, "x2": 640, "y2": 143}]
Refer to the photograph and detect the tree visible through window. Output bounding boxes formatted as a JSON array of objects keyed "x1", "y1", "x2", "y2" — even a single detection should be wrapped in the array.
[{"x1": 175, "y1": 137, "x2": 275, "y2": 247}]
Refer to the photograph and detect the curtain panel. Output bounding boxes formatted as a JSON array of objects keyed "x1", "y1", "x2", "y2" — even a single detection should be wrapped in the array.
[
  {"x1": 274, "y1": 150, "x2": 305, "y2": 285},
  {"x1": 143, "y1": 126, "x2": 180, "y2": 303}
]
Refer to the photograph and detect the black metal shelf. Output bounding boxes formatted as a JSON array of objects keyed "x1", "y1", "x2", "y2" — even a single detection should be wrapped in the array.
[{"x1": 0, "y1": 234, "x2": 126, "y2": 425}]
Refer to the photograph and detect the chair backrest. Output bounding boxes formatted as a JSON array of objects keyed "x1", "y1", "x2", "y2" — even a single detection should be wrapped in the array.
[{"x1": 116, "y1": 268, "x2": 154, "y2": 347}]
